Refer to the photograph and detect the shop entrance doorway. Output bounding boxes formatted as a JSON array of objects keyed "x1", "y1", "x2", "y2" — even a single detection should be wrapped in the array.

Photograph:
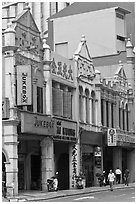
[
  {"x1": 58, "y1": 153, "x2": 69, "y2": 190},
  {"x1": 82, "y1": 153, "x2": 94, "y2": 187},
  {"x1": 31, "y1": 155, "x2": 41, "y2": 190},
  {"x1": 54, "y1": 142, "x2": 69, "y2": 190}
]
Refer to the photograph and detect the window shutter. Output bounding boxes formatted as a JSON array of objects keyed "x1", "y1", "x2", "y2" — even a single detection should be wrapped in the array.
[
  {"x1": 52, "y1": 88, "x2": 63, "y2": 116},
  {"x1": 67, "y1": 92, "x2": 72, "y2": 119},
  {"x1": 63, "y1": 91, "x2": 68, "y2": 117},
  {"x1": 53, "y1": 87, "x2": 59, "y2": 116},
  {"x1": 59, "y1": 89, "x2": 63, "y2": 116}
]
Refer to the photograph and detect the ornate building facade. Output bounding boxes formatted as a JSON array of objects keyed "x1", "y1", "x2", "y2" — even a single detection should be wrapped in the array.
[{"x1": 2, "y1": 2, "x2": 135, "y2": 198}]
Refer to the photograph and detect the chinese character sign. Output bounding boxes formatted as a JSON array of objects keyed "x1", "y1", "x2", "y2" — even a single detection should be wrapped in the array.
[{"x1": 107, "y1": 129, "x2": 117, "y2": 146}]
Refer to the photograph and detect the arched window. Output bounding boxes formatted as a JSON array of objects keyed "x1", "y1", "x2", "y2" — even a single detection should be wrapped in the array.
[
  {"x1": 123, "y1": 104, "x2": 125, "y2": 130},
  {"x1": 119, "y1": 102, "x2": 121, "y2": 129},
  {"x1": 106, "y1": 100, "x2": 109, "y2": 127},
  {"x1": 111, "y1": 103, "x2": 114, "y2": 128},
  {"x1": 101, "y1": 99, "x2": 104, "y2": 126},
  {"x1": 79, "y1": 86, "x2": 83, "y2": 121},
  {"x1": 125, "y1": 104, "x2": 129, "y2": 131},
  {"x1": 91, "y1": 91, "x2": 95, "y2": 124},
  {"x1": 85, "y1": 89, "x2": 90, "y2": 123}
]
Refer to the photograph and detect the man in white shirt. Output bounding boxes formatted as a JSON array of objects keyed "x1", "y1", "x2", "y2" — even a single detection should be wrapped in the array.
[
  {"x1": 108, "y1": 169, "x2": 115, "y2": 191},
  {"x1": 115, "y1": 167, "x2": 122, "y2": 184}
]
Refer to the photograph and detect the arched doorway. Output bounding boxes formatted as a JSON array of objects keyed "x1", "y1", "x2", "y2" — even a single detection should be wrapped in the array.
[{"x1": 58, "y1": 153, "x2": 69, "y2": 190}]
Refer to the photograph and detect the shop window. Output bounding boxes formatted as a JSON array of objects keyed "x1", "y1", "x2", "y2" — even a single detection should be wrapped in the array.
[
  {"x1": 123, "y1": 108, "x2": 125, "y2": 130},
  {"x1": 119, "y1": 104, "x2": 121, "y2": 129},
  {"x1": 101, "y1": 99, "x2": 104, "y2": 126},
  {"x1": 126, "y1": 104, "x2": 129, "y2": 131},
  {"x1": 37, "y1": 86, "x2": 43, "y2": 113},
  {"x1": 111, "y1": 103, "x2": 114, "y2": 128},
  {"x1": 85, "y1": 89, "x2": 89, "y2": 123},
  {"x1": 79, "y1": 86, "x2": 83, "y2": 122},
  {"x1": 52, "y1": 87, "x2": 63, "y2": 117},
  {"x1": 106, "y1": 101, "x2": 109, "y2": 127}
]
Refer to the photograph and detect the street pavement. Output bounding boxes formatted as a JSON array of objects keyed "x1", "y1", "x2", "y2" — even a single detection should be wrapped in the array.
[{"x1": 3, "y1": 182, "x2": 135, "y2": 202}]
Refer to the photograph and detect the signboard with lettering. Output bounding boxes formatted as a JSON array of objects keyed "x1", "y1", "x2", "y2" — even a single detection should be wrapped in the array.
[
  {"x1": 21, "y1": 112, "x2": 55, "y2": 135},
  {"x1": 107, "y1": 128, "x2": 117, "y2": 146},
  {"x1": 53, "y1": 119, "x2": 77, "y2": 142},
  {"x1": 2, "y1": 98, "x2": 10, "y2": 119},
  {"x1": 51, "y1": 52, "x2": 74, "y2": 82},
  {"x1": 17, "y1": 65, "x2": 32, "y2": 106}
]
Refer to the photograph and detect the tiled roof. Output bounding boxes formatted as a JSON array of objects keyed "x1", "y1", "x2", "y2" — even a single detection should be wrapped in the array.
[{"x1": 49, "y1": 2, "x2": 133, "y2": 20}]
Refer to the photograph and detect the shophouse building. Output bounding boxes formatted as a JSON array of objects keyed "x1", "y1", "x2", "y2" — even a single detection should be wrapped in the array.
[
  {"x1": 2, "y1": 2, "x2": 135, "y2": 197},
  {"x1": 2, "y1": 6, "x2": 78, "y2": 196},
  {"x1": 47, "y1": 2, "x2": 135, "y2": 185}
]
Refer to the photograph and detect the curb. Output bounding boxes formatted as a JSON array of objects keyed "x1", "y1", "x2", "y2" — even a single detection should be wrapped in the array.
[{"x1": 8, "y1": 184, "x2": 135, "y2": 202}]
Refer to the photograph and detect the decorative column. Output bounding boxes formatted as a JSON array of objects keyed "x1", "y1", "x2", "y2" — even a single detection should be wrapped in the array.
[
  {"x1": 43, "y1": 39, "x2": 52, "y2": 115},
  {"x1": 3, "y1": 120, "x2": 19, "y2": 196},
  {"x1": 40, "y1": 137, "x2": 54, "y2": 191},
  {"x1": 43, "y1": 81, "x2": 46, "y2": 114},
  {"x1": 96, "y1": 88, "x2": 102, "y2": 127}
]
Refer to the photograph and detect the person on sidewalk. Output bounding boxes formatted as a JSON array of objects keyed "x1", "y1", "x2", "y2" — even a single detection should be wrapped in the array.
[
  {"x1": 108, "y1": 169, "x2": 115, "y2": 191},
  {"x1": 124, "y1": 169, "x2": 130, "y2": 186},
  {"x1": 115, "y1": 167, "x2": 122, "y2": 184}
]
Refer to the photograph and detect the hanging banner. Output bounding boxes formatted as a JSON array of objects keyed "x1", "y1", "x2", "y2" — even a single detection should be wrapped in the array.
[
  {"x1": 17, "y1": 65, "x2": 32, "y2": 105},
  {"x1": 107, "y1": 128, "x2": 117, "y2": 146}
]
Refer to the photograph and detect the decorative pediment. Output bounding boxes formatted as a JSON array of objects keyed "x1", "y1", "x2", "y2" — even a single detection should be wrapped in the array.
[
  {"x1": 74, "y1": 35, "x2": 92, "y2": 62},
  {"x1": 13, "y1": 9, "x2": 40, "y2": 33},
  {"x1": 115, "y1": 61, "x2": 127, "y2": 80},
  {"x1": 73, "y1": 35, "x2": 95, "y2": 78}
]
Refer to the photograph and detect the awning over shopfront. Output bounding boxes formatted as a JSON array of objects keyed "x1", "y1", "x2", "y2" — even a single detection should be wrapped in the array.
[{"x1": 80, "y1": 130, "x2": 103, "y2": 146}]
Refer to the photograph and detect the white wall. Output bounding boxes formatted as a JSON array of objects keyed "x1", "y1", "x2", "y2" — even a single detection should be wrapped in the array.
[{"x1": 53, "y1": 8, "x2": 117, "y2": 58}]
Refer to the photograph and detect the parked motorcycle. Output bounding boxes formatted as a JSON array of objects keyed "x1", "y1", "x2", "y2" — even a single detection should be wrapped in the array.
[
  {"x1": 47, "y1": 176, "x2": 58, "y2": 192},
  {"x1": 75, "y1": 176, "x2": 84, "y2": 189}
]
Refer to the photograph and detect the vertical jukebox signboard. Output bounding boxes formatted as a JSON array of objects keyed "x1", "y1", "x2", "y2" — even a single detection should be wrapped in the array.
[
  {"x1": 107, "y1": 128, "x2": 117, "y2": 146},
  {"x1": 17, "y1": 65, "x2": 32, "y2": 106}
]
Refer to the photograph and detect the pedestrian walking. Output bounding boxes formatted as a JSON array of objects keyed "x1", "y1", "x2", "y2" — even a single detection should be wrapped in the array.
[
  {"x1": 115, "y1": 167, "x2": 121, "y2": 184},
  {"x1": 108, "y1": 169, "x2": 115, "y2": 191},
  {"x1": 124, "y1": 169, "x2": 130, "y2": 186}
]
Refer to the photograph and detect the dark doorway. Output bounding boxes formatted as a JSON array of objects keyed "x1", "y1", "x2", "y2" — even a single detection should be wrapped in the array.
[
  {"x1": 31, "y1": 155, "x2": 41, "y2": 190},
  {"x1": 58, "y1": 153, "x2": 69, "y2": 190},
  {"x1": 103, "y1": 147, "x2": 113, "y2": 184},
  {"x1": 2, "y1": 153, "x2": 6, "y2": 196},
  {"x1": 82, "y1": 153, "x2": 94, "y2": 187}
]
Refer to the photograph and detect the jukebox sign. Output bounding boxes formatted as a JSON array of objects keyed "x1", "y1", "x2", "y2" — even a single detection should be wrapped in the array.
[
  {"x1": 107, "y1": 128, "x2": 117, "y2": 146},
  {"x1": 17, "y1": 65, "x2": 32, "y2": 106}
]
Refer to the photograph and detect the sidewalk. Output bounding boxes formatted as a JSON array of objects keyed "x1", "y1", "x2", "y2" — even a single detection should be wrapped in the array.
[{"x1": 5, "y1": 183, "x2": 135, "y2": 202}]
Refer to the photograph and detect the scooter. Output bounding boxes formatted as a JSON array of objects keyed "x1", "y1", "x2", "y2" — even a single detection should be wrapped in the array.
[
  {"x1": 47, "y1": 177, "x2": 58, "y2": 192},
  {"x1": 76, "y1": 176, "x2": 84, "y2": 189}
]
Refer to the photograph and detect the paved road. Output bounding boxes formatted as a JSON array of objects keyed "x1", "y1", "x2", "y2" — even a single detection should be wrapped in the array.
[{"x1": 42, "y1": 187, "x2": 135, "y2": 202}]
